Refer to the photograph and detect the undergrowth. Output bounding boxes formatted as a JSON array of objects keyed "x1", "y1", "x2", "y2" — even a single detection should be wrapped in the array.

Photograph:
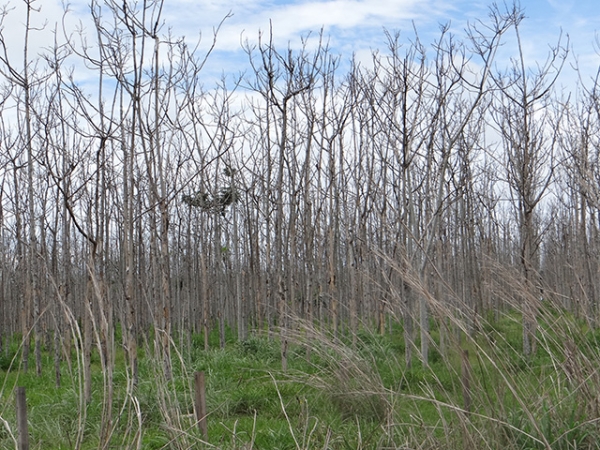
[{"x1": 1, "y1": 304, "x2": 600, "y2": 449}]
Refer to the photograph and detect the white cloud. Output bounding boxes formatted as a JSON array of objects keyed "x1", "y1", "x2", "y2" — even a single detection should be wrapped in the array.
[
  {"x1": 164, "y1": 0, "x2": 425, "y2": 53},
  {"x1": 0, "y1": 1, "x2": 73, "y2": 66},
  {"x1": 0, "y1": 0, "x2": 596, "y2": 93}
]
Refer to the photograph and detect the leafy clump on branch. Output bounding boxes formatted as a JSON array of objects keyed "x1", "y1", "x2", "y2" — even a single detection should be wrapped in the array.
[{"x1": 183, "y1": 166, "x2": 239, "y2": 215}]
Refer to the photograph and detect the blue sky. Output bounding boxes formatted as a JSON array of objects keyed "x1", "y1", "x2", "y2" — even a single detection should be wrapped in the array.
[
  {"x1": 2, "y1": 0, "x2": 599, "y2": 89},
  {"x1": 164, "y1": 0, "x2": 600, "y2": 87}
]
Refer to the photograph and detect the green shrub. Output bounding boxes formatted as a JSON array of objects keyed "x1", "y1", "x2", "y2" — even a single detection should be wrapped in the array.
[{"x1": 0, "y1": 349, "x2": 18, "y2": 371}]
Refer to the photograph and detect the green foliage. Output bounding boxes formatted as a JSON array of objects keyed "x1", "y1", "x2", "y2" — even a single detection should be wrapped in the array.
[
  {"x1": 182, "y1": 166, "x2": 240, "y2": 215},
  {"x1": 2, "y1": 312, "x2": 600, "y2": 449},
  {"x1": 328, "y1": 390, "x2": 388, "y2": 422},
  {"x1": 0, "y1": 349, "x2": 18, "y2": 371},
  {"x1": 141, "y1": 430, "x2": 170, "y2": 449},
  {"x1": 237, "y1": 334, "x2": 279, "y2": 362},
  {"x1": 504, "y1": 398, "x2": 594, "y2": 450}
]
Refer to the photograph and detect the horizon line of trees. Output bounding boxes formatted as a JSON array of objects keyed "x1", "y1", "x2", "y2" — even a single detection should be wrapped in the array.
[{"x1": 0, "y1": 0, "x2": 599, "y2": 389}]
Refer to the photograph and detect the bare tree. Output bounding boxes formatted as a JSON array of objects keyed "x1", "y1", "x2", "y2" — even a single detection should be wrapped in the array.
[{"x1": 490, "y1": 4, "x2": 567, "y2": 356}]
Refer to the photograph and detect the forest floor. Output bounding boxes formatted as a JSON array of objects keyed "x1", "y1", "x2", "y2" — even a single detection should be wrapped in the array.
[{"x1": 1, "y1": 305, "x2": 600, "y2": 449}]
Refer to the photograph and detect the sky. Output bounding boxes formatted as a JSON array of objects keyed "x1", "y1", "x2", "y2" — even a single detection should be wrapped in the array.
[
  {"x1": 166, "y1": 0, "x2": 600, "y2": 88},
  {"x1": 1, "y1": 0, "x2": 599, "y2": 90}
]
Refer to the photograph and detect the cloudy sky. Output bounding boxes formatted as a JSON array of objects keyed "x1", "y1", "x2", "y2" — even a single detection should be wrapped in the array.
[
  {"x1": 167, "y1": 0, "x2": 600, "y2": 87},
  {"x1": 2, "y1": 0, "x2": 599, "y2": 88}
]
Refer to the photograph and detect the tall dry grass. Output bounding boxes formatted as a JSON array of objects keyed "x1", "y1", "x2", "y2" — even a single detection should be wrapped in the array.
[{"x1": 279, "y1": 258, "x2": 600, "y2": 449}]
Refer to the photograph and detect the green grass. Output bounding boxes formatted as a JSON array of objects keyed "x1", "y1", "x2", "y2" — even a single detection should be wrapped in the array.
[{"x1": 1, "y1": 309, "x2": 600, "y2": 449}]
